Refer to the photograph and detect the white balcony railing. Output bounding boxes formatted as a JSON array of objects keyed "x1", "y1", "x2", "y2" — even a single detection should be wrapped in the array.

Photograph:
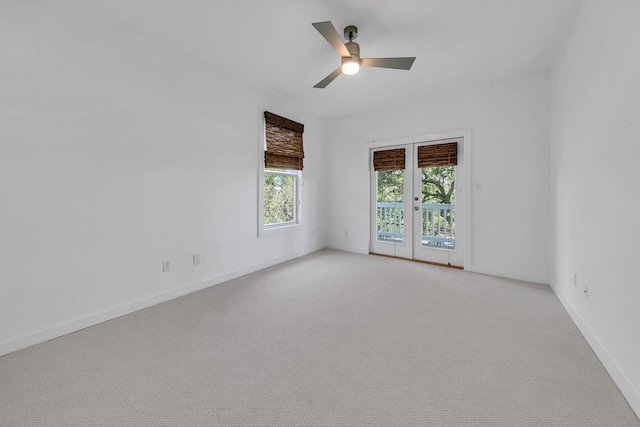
[{"x1": 377, "y1": 202, "x2": 455, "y2": 249}]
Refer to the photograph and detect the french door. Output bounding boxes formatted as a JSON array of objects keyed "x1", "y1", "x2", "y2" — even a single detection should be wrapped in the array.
[{"x1": 370, "y1": 139, "x2": 464, "y2": 267}]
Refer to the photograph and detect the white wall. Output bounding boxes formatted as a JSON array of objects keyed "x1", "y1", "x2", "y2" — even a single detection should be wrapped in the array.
[
  {"x1": 325, "y1": 70, "x2": 551, "y2": 283},
  {"x1": 550, "y1": 0, "x2": 640, "y2": 414},
  {"x1": 0, "y1": 2, "x2": 327, "y2": 355}
]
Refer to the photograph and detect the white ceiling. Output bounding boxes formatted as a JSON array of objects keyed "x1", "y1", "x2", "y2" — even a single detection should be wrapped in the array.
[{"x1": 4, "y1": 0, "x2": 580, "y2": 118}]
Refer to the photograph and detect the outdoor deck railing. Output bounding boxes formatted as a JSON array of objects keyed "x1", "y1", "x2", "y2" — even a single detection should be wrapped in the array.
[{"x1": 377, "y1": 202, "x2": 455, "y2": 249}]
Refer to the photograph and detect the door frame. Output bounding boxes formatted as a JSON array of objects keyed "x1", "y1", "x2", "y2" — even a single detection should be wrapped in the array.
[
  {"x1": 369, "y1": 144, "x2": 414, "y2": 259},
  {"x1": 368, "y1": 128, "x2": 472, "y2": 269}
]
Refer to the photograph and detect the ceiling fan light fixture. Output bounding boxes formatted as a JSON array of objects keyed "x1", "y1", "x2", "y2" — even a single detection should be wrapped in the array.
[{"x1": 341, "y1": 59, "x2": 360, "y2": 75}]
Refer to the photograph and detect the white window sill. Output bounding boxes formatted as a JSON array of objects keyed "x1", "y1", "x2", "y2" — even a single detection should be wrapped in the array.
[{"x1": 259, "y1": 222, "x2": 303, "y2": 237}]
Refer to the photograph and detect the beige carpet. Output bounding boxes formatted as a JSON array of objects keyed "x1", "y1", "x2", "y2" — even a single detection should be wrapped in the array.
[{"x1": 1, "y1": 249, "x2": 638, "y2": 426}]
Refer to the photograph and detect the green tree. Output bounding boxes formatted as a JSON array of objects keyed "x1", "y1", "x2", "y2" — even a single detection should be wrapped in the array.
[
  {"x1": 376, "y1": 166, "x2": 455, "y2": 204},
  {"x1": 421, "y1": 166, "x2": 455, "y2": 246},
  {"x1": 422, "y1": 166, "x2": 455, "y2": 204},
  {"x1": 377, "y1": 169, "x2": 404, "y2": 202},
  {"x1": 264, "y1": 172, "x2": 295, "y2": 224}
]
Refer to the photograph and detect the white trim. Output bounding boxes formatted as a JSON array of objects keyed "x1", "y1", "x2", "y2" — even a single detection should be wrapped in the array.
[
  {"x1": 470, "y1": 266, "x2": 549, "y2": 285},
  {"x1": 326, "y1": 243, "x2": 369, "y2": 255},
  {"x1": 553, "y1": 288, "x2": 640, "y2": 417},
  {"x1": 0, "y1": 245, "x2": 326, "y2": 357},
  {"x1": 261, "y1": 221, "x2": 304, "y2": 236}
]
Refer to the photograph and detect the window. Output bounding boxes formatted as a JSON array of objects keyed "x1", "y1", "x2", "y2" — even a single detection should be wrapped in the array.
[
  {"x1": 260, "y1": 112, "x2": 304, "y2": 235},
  {"x1": 263, "y1": 168, "x2": 298, "y2": 227}
]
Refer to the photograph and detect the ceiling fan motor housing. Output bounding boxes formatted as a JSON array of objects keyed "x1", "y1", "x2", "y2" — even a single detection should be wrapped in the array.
[
  {"x1": 344, "y1": 25, "x2": 358, "y2": 40},
  {"x1": 344, "y1": 40, "x2": 360, "y2": 61},
  {"x1": 344, "y1": 26, "x2": 360, "y2": 63}
]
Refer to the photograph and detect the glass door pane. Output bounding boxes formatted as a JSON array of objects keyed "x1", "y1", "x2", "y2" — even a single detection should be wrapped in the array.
[
  {"x1": 376, "y1": 169, "x2": 405, "y2": 244},
  {"x1": 420, "y1": 166, "x2": 456, "y2": 249}
]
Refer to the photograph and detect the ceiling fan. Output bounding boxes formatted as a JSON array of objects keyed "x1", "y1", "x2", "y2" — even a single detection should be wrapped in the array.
[{"x1": 312, "y1": 21, "x2": 416, "y2": 89}]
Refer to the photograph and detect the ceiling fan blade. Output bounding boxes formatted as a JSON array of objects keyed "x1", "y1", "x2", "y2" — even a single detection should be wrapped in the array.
[
  {"x1": 313, "y1": 67, "x2": 342, "y2": 89},
  {"x1": 312, "y1": 21, "x2": 351, "y2": 58},
  {"x1": 361, "y1": 57, "x2": 416, "y2": 70}
]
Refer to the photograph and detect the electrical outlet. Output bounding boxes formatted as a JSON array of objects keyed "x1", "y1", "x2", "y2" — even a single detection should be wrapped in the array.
[
  {"x1": 573, "y1": 272, "x2": 577, "y2": 287},
  {"x1": 584, "y1": 285, "x2": 589, "y2": 300},
  {"x1": 162, "y1": 261, "x2": 170, "y2": 272},
  {"x1": 193, "y1": 254, "x2": 200, "y2": 265}
]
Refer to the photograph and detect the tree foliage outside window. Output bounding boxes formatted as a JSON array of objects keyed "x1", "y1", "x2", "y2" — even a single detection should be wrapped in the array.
[
  {"x1": 421, "y1": 166, "x2": 455, "y2": 204},
  {"x1": 376, "y1": 166, "x2": 455, "y2": 204},
  {"x1": 264, "y1": 169, "x2": 296, "y2": 225},
  {"x1": 377, "y1": 169, "x2": 404, "y2": 203}
]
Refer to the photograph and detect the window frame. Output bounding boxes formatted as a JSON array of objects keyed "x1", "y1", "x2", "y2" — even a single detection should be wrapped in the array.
[
  {"x1": 259, "y1": 167, "x2": 302, "y2": 236},
  {"x1": 262, "y1": 168, "x2": 302, "y2": 230}
]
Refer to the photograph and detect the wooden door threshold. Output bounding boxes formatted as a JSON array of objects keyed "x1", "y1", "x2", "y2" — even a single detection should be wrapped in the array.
[{"x1": 369, "y1": 252, "x2": 464, "y2": 270}]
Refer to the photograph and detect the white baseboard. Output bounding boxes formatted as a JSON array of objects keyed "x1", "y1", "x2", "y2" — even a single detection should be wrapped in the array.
[
  {"x1": 0, "y1": 245, "x2": 326, "y2": 357},
  {"x1": 325, "y1": 244, "x2": 369, "y2": 255},
  {"x1": 468, "y1": 265, "x2": 548, "y2": 285},
  {"x1": 553, "y1": 287, "x2": 640, "y2": 418}
]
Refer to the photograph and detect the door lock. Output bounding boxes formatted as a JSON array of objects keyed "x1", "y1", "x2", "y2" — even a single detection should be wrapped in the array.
[
  {"x1": 414, "y1": 197, "x2": 419, "y2": 201},
  {"x1": 414, "y1": 206, "x2": 419, "y2": 211}
]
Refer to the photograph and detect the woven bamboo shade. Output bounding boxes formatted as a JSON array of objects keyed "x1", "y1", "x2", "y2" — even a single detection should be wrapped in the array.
[
  {"x1": 264, "y1": 111, "x2": 304, "y2": 170},
  {"x1": 417, "y1": 143, "x2": 458, "y2": 168},
  {"x1": 373, "y1": 148, "x2": 405, "y2": 171}
]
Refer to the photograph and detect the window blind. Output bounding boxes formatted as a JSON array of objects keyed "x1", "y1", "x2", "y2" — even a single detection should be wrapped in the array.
[
  {"x1": 264, "y1": 111, "x2": 304, "y2": 170},
  {"x1": 417, "y1": 143, "x2": 458, "y2": 168},
  {"x1": 373, "y1": 148, "x2": 406, "y2": 171}
]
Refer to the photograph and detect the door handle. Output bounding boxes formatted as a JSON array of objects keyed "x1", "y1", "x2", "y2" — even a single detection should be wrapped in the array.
[{"x1": 414, "y1": 206, "x2": 419, "y2": 211}]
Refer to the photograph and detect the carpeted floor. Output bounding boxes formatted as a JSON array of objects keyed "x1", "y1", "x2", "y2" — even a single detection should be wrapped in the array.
[{"x1": 1, "y1": 249, "x2": 638, "y2": 426}]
